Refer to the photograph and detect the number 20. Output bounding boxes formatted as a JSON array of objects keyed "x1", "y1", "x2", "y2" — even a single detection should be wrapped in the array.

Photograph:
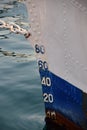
[{"x1": 43, "y1": 93, "x2": 53, "y2": 103}]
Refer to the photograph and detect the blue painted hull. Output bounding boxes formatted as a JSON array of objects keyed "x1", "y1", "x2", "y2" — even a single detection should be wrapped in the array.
[{"x1": 40, "y1": 69, "x2": 87, "y2": 129}]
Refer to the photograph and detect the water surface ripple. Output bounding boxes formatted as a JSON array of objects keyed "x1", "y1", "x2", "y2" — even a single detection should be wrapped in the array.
[{"x1": 0, "y1": 0, "x2": 44, "y2": 130}]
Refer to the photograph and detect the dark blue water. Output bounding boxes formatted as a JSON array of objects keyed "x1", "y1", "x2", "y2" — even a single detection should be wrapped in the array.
[{"x1": 0, "y1": 0, "x2": 45, "y2": 130}]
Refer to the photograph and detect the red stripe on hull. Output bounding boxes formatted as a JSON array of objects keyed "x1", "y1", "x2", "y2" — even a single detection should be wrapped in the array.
[{"x1": 45, "y1": 109, "x2": 83, "y2": 130}]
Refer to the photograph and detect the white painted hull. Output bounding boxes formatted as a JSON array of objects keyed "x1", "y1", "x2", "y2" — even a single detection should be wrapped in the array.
[{"x1": 26, "y1": 0, "x2": 87, "y2": 93}]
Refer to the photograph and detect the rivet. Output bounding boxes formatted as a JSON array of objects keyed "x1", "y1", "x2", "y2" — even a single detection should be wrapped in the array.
[
  {"x1": 63, "y1": 10, "x2": 66, "y2": 15},
  {"x1": 38, "y1": 31, "x2": 41, "y2": 35},
  {"x1": 29, "y1": 9, "x2": 33, "y2": 13},
  {"x1": 68, "y1": 54, "x2": 71, "y2": 58},
  {"x1": 28, "y1": 0, "x2": 32, "y2": 4},
  {"x1": 33, "y1": 28, "x2": 37, "y2": 32},
  {"x1": 78, "y1": 4, "x2": 82, "y2": 9},
  {"x1": 36, "y1": 23, "x2": 39, "y2": 27},
  {"x1": 64, "y1": 18, "x2": 66, "y2": 22},
  {"x1": 35, "y1": 37, "x2": 39, "y2": 42},
  {"x1": 64, "y1": 26, "x2": 67, "y2": 30},
  {"x1": 64, "y1": 33, "x2": 67, "y2": 37},
  {"x1": 31, "y1": 18, "x2": 34, "y2": 22},
  {"x1": 63, "y1": 2, "x2": 66, "y2": 7},
  {"x1": 65, "y1": 55, "x2": 67, "y2": 59},
  {"x1": 34, "y1": 13, "x2": 37, "y2": 17},
  {"x1": 32, "y1": 4, "x2": 35, "y2": 8},
  {"x1": 64, "y1": 48, "x2": 67, "y2": 52},
  {"x1": 76, "y1": 60, "x2": 79, "y2": 64},
  {"x1": 66, "y1": 70, "x2": 68, "y2": 74},
  {"x1": 75, "y1": 1, "x2": 79, "y2": 6},
  {"x1": 71, "y1": 56, "x2": 74, "y2": 61}
]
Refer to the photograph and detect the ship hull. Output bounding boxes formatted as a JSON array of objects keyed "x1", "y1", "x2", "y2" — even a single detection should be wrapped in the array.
[
  {"x1": 45, "y1": 109, "x2": 82, "y2": 130},
  {"x1": 26, "y1": 0, "x2": 87, "y2": 129},
  {"x1": 40, "y1": 69, "x2": 87, "y2": 129}
]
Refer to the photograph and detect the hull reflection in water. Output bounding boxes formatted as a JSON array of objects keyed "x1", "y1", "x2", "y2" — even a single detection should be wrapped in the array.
[{"x1": 26, "y1": 0, "x2": 87, "y2": 129}]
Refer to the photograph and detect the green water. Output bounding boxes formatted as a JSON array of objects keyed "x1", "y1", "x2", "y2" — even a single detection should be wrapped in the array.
[{"x1": 0, "y1": 0, "x2": 45, "y2": 129}]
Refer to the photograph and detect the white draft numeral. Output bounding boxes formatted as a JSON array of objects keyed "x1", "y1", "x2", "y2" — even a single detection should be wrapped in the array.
[
  {"x1": 43, "y1": 93, "x2": 53, "y2": 103},
  {"x1": 41, "y1": 77, "x2": 51, "y2": 87}
]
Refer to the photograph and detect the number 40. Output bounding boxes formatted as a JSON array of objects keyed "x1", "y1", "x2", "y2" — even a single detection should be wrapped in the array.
[{"x1": 41, "y1": 77, "x2": 51, "y2": 87}]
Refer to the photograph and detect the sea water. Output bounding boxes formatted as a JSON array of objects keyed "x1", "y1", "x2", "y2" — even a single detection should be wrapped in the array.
[{"x1": 0, "y1": 0, "x2": 45, "y2": 130}]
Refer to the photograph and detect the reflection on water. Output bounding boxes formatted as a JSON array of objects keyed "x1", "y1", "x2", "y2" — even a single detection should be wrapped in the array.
[{"x1": 0, "y1": 0, "x2": 45, "y2": 130}]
